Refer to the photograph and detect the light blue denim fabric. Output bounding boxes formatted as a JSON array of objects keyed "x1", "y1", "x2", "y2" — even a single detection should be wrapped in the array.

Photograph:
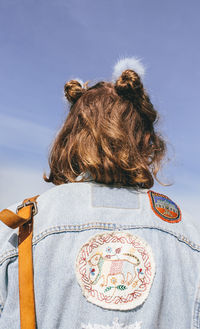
[{"x1": 0, "y1": 180, "x2": 200, "y2": 329}]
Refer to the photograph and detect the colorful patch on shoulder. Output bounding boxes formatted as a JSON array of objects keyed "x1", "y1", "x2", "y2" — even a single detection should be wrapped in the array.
[
  {"x1": 75, "y1": 231, "x2": 156, "y2": 311},
  {"x1": 148, "y1": 190, "x2": 181, "y2": 223}
]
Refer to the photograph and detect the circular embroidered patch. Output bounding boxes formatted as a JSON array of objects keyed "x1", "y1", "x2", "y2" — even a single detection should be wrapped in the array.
[
  {"x1": 148, "y1": 190, "x2": 182, "y2": 223},
  {"x1": 75, "y1": 231, "x2": 156, "y2": 310}
]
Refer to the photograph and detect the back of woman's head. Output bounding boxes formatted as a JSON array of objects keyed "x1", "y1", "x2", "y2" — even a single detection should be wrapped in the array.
[{"x1": 44, "y1": 62, "x2": 166, "y2": 188}]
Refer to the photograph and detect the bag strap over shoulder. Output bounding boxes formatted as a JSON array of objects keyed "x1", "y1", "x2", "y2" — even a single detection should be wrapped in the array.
[{"x1": 0, "y1": 195, "x2": 39, "y2": 329}]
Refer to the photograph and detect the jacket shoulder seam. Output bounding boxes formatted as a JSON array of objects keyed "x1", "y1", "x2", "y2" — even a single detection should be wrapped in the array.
[{"x1": 0, "y1": 222, "x2": 199, "y2": 266}]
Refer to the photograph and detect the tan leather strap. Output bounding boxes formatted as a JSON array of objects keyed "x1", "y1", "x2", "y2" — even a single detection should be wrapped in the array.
[{"x1": 0, "y1": 195, "x2": 39, "y2": 329}]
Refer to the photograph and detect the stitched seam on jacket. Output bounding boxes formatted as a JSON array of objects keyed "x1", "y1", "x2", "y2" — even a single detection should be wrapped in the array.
[
  {"x1": 0, "y1": 249, "x2": 18, "y2": 265},
  {"x1": 0, "y1": 223, "x2": 199, "y2": 265},
  {"x1": 31, "y1": 223, "x2": 200, "y2": 251}
]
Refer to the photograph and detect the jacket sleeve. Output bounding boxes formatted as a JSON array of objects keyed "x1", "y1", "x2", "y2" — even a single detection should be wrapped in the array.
[
  {"x1": 0, "y1": 291, "x2": 3, "y2": 317},
  {"x1": 193, "y1": 270, "x2": 200, "y2": 328},
  {"x1": 0, "y1": 202, "x2": 20, "y2": 317}
]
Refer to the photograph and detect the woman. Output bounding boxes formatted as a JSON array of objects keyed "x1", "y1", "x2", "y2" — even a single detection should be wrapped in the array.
[{"x1": 0, "y1": 58, "x2": 199, "y2": 329}]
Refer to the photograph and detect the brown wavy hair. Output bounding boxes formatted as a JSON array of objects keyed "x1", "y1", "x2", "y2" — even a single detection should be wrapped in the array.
[{"x1": 44, "y1": 70, "x2": 167, "y2": 188}]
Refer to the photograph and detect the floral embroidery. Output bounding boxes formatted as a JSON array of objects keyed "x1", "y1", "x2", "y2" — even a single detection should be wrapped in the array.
[
  {"x1": 106, "y1": 246, "x2": 112, "y2": 253},
  {"x1": 148, "y1": 190, "x2": 181, "y2": 223},
  {"x1": 137, "y1": 268, "x2": 144, "y2": 275},
  {"x1": 81, "y1": 318, "x2": 142, "y2": 329},
  {"x1": 89, "y1": 268, "x2": 96, "y2": 276},
  {"x1": 75, "y1": 231, "x2": 156, "y2": 310},
  {"x1": 111, "y1": 277, "x2": 118, "y2": 285}
]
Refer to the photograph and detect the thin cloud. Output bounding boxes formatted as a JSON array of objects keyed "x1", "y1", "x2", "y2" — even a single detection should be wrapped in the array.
[
  {"x1": 0, "y1": 113, "x2": 55, "y2": 154},
  {"x1": 0, "y1": 165, "x2": 52, "y2": 209}
]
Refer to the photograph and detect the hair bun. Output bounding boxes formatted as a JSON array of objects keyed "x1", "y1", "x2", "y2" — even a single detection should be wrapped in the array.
[
  {"x1": 115, "y1": 69, "x2": 143, "y2": 100},
  {"x1": 64, "y1": 80, "x2": 84, "y2": 103}
]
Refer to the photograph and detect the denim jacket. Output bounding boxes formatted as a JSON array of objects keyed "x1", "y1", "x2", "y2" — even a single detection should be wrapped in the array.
[{"x1": 0, "y1": 180, "x2": 200, "y2": 329}]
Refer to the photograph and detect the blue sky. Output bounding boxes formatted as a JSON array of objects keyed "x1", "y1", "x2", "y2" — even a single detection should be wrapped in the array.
[{"x1": 0, "y1": 0, "x2": 199, "y2": 225}]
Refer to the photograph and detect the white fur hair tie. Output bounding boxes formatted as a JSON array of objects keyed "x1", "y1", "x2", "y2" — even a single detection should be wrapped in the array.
[{"x1": 112, "y1": 57, "x2": 146, "y2": 82}]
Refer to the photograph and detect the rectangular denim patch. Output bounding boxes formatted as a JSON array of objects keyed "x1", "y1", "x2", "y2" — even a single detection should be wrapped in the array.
[{"x1": 91, "y1": 184, "x2": 140, "y2": 209}]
